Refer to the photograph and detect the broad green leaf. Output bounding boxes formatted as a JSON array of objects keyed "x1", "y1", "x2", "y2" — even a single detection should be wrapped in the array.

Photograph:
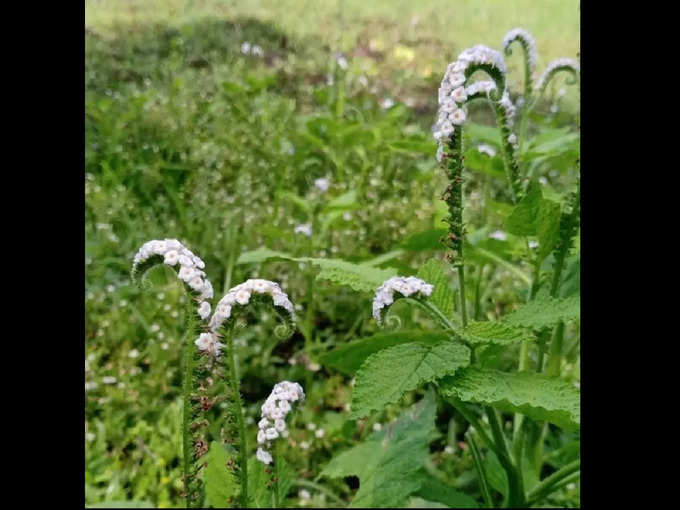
[
  {"x1": 350, "y1": 341, "x2": 470, "y2": 419},
  {"x1": 535, "y1": 199, "x2": 562, "y2": 262},
  {"x1": 440, "y1": 367, "x2": 580, "y2": 429},
  {"x1": 273, "y1": 456, "x2": 293, "y2": 505},
  {"x1": 204, "y1": 441, "x2": 240, "y2": 508},
  {"x1": 236, "y1": 249, "x2": 397, "y2": 292},
  {"x1": 312, "y1": 258, "x2": 397, "y2": 292},
  {"x1": 462, "y1": 321, "x2": 534, "y2": 346},
  {"x1": 319, "y1": 331, "x2": 452, "y2": 375},
  {"x1": 417, "y1": 259, "x2": 455, "y2": 320},
  {"x1": 483, "y1": 449, "x2": 509, "y2": 498},
  {"x1": 321, "y1": 391, "x2": 437, "y2": 507},
  {"x1": 401, "y1": 229, "x2": 447, "y2": 251},
  {"x1": 505, "y1": 182, "x2": 542, "y2": 236},
  {"x1": 236, "y1": 247, "x2": 294, "y2": 265},
  {"x1": 503, "y1": 295, "x2": 579, "y2": 330},
  {"x1": 324, "y1": 190, "x2": 359, "y2": 211},
  {"x1": 389, "y1": 139, "x2": 436, "y2": 155},
  {"x1": 412, "y1": 471, "x2": 480, "y2": 508}
]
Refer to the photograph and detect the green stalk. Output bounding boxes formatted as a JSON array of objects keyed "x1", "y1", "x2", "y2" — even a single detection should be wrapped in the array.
[
  {"x1": 493, "y1": 102, "x2": 522, "y2": 203},
  {"x1": 293, "y1": 479, "x2": 344, "y2": 505},
  {"x1": 273, "y1": 442, "x2": 282, "y2": 508},
  {"x1": 467, "y1": 434, "x2": 494, "y2": 508},
  {"x1": 486, "y1": 408, "x2": 524, "y2": 507},
  {"x1": 225, "y1": 333, "x2": 248, "y2": 507},
  {"x1": 526, "y1": 459, "x2": 580, "y2": 504},
  {"x1": 458, "y1": 264, "x2": 468, "y2": 328},
  {"x1": 404, "y1": 297, "x2": 460, "y2": 334},
  {"x1": 182, "y1": 304, "x2": 198, "y2": 508}
]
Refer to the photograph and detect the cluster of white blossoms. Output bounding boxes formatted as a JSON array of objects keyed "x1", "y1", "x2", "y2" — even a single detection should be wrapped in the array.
[
  {"x1": 133, "y1": 239, "x2": 214, "y2": 318},
  {"x1": 536, "y1": 58, "x2": 580, "y2": 92},
  {"x1": 433, "y1": 45, "x2": 506, "y2": 160},
  {"x1": 207, "y1": 279, "x2": 294, "y2": 334},
  {"x1": 372, "y1": 276, "x2": 434, "y2": 323},
  {"x1": 465, "y1": 80, "x2": 497, "y2": 99},
  {"x1": 502, "y1": 28, "x2": 538, "y2": 72},
  {"x1": 256, "y1": 381, "x2": 305, "y2": 464}
]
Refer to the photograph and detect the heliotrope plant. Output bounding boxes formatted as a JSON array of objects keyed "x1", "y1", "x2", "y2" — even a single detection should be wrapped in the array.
[
  {"x1": 317, "y1": 34, "x2": 579, "y2": 508},
  {"x1": 131, "y1": 241, "x2": 303, "y2": 508}
]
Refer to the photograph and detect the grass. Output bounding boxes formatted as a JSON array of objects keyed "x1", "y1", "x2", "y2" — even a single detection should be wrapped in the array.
[{"x1": 85, "y1": 1, "x2": 580, "y2": 507}]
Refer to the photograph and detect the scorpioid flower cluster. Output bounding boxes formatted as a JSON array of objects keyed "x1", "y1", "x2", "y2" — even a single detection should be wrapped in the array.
[
  {"x1": 502, "y1": 28, "x2": 538, "y2": 72},
  {"x1": 256, "y1": 381, "x2": 305, "y2": 464},
  {"x1": 133, "y1": 239, "x2": 214, "y2": 316},
  {"x1": 372, "y1": 276, "x2": 434, "y2": 324},
  {"x1": 433, "y1": 45, "x2": 507, "y2": 158},
  {"x1": 193, "y1": 279, "x2": 295, "y2": 357},
  {"x1": 536, "y1": 58, "x2": 580, "y2": 92}
]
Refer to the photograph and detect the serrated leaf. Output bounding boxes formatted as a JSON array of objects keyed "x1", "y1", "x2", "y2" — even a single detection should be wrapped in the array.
[
  {"x1": 204, "y1": 441, "x2": 240, "y2": 508},
  {"x1": 350, "y1": 342, "x2": 470, "y2": 419},
  {"x1": 412, "y1": 471, "x2": 480, "y2": 508},
  {"x1": 321, "y1": 391, "x2": 437, "y2": 507},
  {"x1": 320, "y1": 331, "x2": 452, "y2": 375},
  {"x1": 536, "y1": 199, "x2": 561, "y2": 262},
  {"x1": 417, "y1": 259, "x2": 455, "y2": 319},
  {"x1": 462, "y1": 321, "x2": 534, "y2": 346},
  {"x1": 440, "y1": 367, "x2": 580, "y2": 429},
  {"x1": 503, "y1": 295, "x2": 579, "y2": 329}
]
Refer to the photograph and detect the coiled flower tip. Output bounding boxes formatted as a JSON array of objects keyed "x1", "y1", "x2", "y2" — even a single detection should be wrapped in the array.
[
  {"x1": 465, "y1": 80, "x2": 497, "y2": 100},
  {"x1": 132, "y1": 238, "x2": 214, "y2": 319},
  {"x1": 536, "y1": 58, "x2": 580, "y2": 92},
  {"x1": 372, "y1": 276, "x2": 434, "y2": 324},
  {"x1": 205, "y1": 279, "x2": 295, "y2": 335},
  {"x1": 502, "y1": 28, "x2": 539, "y2": 72},
  {"x1": 256, "y1": 381, "x2": 305, "y2": 464}
]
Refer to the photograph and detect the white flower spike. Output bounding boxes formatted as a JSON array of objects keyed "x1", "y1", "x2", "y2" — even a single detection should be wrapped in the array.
[
  {"x1": 372, "y1": 276, "x2": 435, "y2": 324},
  {"x1": 256, "y1": 381, "x2": 305, "y2": 464}
]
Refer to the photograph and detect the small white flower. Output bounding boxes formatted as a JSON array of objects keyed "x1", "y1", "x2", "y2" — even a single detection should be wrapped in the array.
[
  {"x1": 451, "y1": 109, "x2": 466, "y2": 125},
  {"x1": 178, "y1": 266, "x2": 196, "y2": 282},
  {"x1": 315, "y1": 428, "x2": 325, "y2": 438},
  {"x1": 152, "y1": 240, "x2": 168, "y2": 255},
  {"x1": 178, "y1": 254, "x2": 194, "y2": 267},
  {"x1": 373, "y1": 423, "x2": 382, "y2": 432},
  {"x1": 241, "y1": 41, "x2": 251, "y2": 55},
  {"x1": 452, "y1": 86, "x2": 467, "y2": 103},
  {"x1": 299, "y1": 489, "x2": 311, "y2": 501},
  {"x1": 380, "y1": 98, "x2": 395, "y2": 109},
  {"x1": 188, "y1": 276, "x2": 205, "y2": 292},
  {"x1": 275, "y1": 419, "x2": 287, "y2": 432},
  {"x1": 163, "y1": 250, "x2": 179, "y2": 265},
  {"x1": 194, "y1": 332, "x2": 214, "y2": 351},
  {"x1": 444, "y1": 445, "x2": 454, "y2": 454},
  {"x1": 129, "y1": 349, "x2": 139, "y2": 358},
  {"x1": 314, "y1": 177, "x2": 330, "y2": 192},
  {"x1": 489, "y1": 230, "x2": 508, "y2": 241},
  {"x1": 102, "y1": 376, "x2": 117, "y2": 385},
  {"x1": 448, "y1": 73, "x2": 465, "y2": 88},
  {"x1": 279, "y1": 400, "x2": 292, "y2": 413},
  {"x1": 294, "y1": 223, "x2": 313, "y2": 237},
  {"x1": 336, "y1": 55, "x2": 348, "y2": 70},
  {"x1": 265, "y1": 427, "x2": 279, "y2": 440},
  {"x1": 300, "y1": 441, "x2": 310, "y2": 450},
  {"x1": 256, "y1": 447, "x2": 273, "y2": 464},
  {"x1": 235, "y1": 289, "x2": 251, "y2": 305},
  {"x1": 201, "y1": 280, "x2": 214, "y2": 300},
  {"x1": 257, "y1": 430, "x2": 266, "y2": 444},
  {"x1": 251, "y1": 45, "x2": 264, "y2": 58},
  {"x1": 477, "y1": 144, "x2": 497, "y2": 157},
  {"x1": 529, "y1": 240, "x2": 539, "y2": 249},
  {"x1": 508, "y1": 133, "x2": 517, "y2": 145},
  {"x1": 198, "y1": 301, "x2": 211, "y2": 320}
]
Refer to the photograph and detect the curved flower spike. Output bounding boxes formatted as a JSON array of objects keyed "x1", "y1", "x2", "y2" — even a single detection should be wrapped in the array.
[
  {"x1": 502, "y1": 28, "x2": 539, "y2": 97},
  {"x1": 131, "y1": 239, "x2": 214, "y2": 321},
  {"x1": 536, "y1": 58, "x2": 580, "y2": 98},
  {"x1": 202, "y1": 279, "x2": 295, "y2": 351},
  {"x1": 256, "y1": 381, "x2": 305, "y2": 465},
  {"x1": 372, "y1": 276, "x2": 434, "y2": 325}
]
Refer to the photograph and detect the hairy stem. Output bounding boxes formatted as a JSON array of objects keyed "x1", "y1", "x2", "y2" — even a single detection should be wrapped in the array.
[
  {"x1": 493, "y1": 103, "x2": 522, "y2": 203},
  {"x1": 225, "y1": 334, "x2": 248, "y2": 507},
  {"x1": 182, "y1": 305, "x2": 197, "y2": 508},
  {"x1": 486, "y1": 407, "x2": 525, "y2": 507},
  {"x1": 526, "y1": 459, "x2": 580, "y2": 504}
]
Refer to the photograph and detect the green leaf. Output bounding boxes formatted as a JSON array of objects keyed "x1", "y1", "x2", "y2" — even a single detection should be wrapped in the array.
[
  {"x1": 236, "y1": 248, "x2": 397, "y2": 293},
  {"x1": 503, "y1": 295, "x2": 579, "y2": 330},
  {"x1": 321, "y1": 391, "x2": 437, "y2": 507},
  {"x1": 204, "y1": 441, "x2": 240, "y2": 508},
  {"x1": 311, "y1": 258, "x2": 397, "y2": 293},
  {"x1": 350, "y1": 341, "x2": 470, "y2": 419},
  {"x1": 324, "y1": 190, "x2": 359, "y2": 210},
  {"x1": 236, "y1": 247, "x2": 295, "y2": 265},
  {"x1": 462, "y1": 321, "x2": 534, "y2": 346},
  {"x1": 417, "y1": 259, "x2": 455, "y2": 320},
  {"x1": 247, "y1": 457, "x2": 272, "y2": 508},
  {"x1": 506, "y1": 182, "x2": 543, "y2": 236},
  {"x1": 535, "y1": 199, "x2": 561, "y2": 262},
  {"x1": 389, "y1": 139, "x2": 437, "y2": 155},
  {"x1": 319, "y1": 330, "x2": 452, "y2": 375},
  {"x1": 273, "y1": 456, "x2": 293, "y2": 505},
  {"x1": 412, "y1": 471, "x2": 480, "y2": 508},
  {"x1": 483, "y1": 449, "x2": 509, "y2": 498},
  {"x1": 440, "y1": 367, "x2": 580, "y2": 430},
  {"x1": 400, "y1": 229, "x2": 447, "y2": 251}
]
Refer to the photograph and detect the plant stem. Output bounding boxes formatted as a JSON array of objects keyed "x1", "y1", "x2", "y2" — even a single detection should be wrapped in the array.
[
  {"x1": 405, "y1": 298, "x2": 460, "y2": 334},
  {"x1": 181, "y1": 302, "x2": 200, "y2": 507},
  {"x1": 467, "y1": 434, "x2": 494, "y2": 508},
  {"x1": 226, "y1": 334, "x2": 248, "y2": 507},
  {"x1": 486, "y1": 407, "x2": 525, "y2": 507},
  {"x1": 526, "y1": 459, "x2": 580, "y2": 504},
  {"x1": 458, "y1": 265, "x2": 468, "y2": 328},
  {"x1": 293, "y1": 479, "x2": 345, "y2": 505}
]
